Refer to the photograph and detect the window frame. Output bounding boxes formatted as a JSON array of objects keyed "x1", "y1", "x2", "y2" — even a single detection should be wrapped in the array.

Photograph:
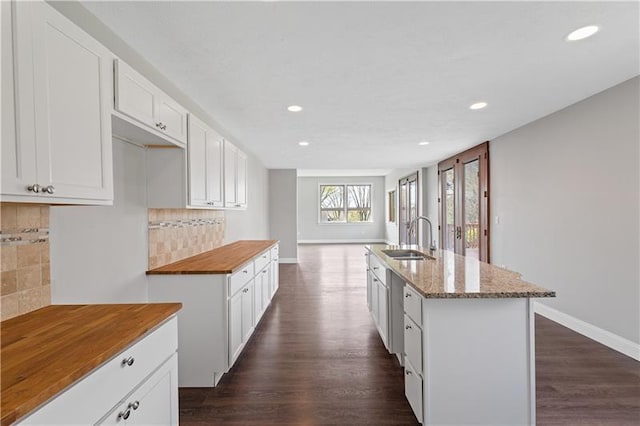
[{"x1": 318, "y1": 183, "x2": 373, "y2": 224}]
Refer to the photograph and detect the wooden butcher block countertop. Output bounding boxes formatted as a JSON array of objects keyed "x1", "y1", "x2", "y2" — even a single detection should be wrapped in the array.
[
  {"x1": 146, "y1": 240, "x2": 278, "y2": 275},
  {"x1": 0, "y1": 303, "x2": 181, "y2": 426}
]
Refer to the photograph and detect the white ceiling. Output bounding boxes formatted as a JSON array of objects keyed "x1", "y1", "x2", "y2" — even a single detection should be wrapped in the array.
[{"x1": 82, "y1": 1, "x2": 639, "y2": 170}]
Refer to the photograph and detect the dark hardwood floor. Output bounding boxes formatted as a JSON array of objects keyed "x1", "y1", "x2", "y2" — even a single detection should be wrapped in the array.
[{"x1": 179, "y1": 244, "x2": 640, "y2": 425}]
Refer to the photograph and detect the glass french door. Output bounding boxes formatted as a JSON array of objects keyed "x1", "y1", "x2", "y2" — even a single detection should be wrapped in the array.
[
  {"x1": 438, "y1": 142, "x2": 489, "y2": 262},
  {"x1": 398, "y1": 172, "x2": 418, "y2": 245}
]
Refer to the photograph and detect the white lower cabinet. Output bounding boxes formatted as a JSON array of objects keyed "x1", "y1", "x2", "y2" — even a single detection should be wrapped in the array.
[
  {"x1": 404, "y1": 358, "x2": 423, "y2": 425},
  {"x1": 19, "y1": 317, "x2": 179, "y2": 425},
  {"x1": 148, "y1": 244, "x2": 279, "y2": 387},
  {"x1": 401, "y1": 283, "x2": 536, "y2": 425},
  {"x1": 98, "y1": 353, "x2": 178, "y2": 425}
]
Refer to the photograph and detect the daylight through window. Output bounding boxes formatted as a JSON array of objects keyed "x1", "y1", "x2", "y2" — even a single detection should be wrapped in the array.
[{"x1": 320, "y1": 184, "x2": 372, "y2": 223}]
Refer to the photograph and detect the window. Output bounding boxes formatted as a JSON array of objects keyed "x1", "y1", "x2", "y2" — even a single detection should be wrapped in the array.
[{"x1": 320, "y1": 184, "x2": 372, "y2": 223}]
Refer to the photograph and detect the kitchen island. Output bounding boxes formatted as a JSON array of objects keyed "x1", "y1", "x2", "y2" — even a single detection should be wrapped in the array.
[{"x1": 365, "y1": 244, "x2": 554, "y2": 425}]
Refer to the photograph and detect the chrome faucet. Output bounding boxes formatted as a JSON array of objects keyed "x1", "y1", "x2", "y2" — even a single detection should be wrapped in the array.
[{"x1": 408, "y1": 216, "x2": 437, "y2": 253}]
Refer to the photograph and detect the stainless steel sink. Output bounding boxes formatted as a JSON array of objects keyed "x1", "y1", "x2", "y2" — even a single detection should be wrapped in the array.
[{"x1": 381, "y1": 249, "x2": 432, "y2": 261}]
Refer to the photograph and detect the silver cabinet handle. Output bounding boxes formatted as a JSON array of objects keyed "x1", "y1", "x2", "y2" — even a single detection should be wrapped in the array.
[
  {"x1": 373, "y1": 267, "x2": 379, "y2": 270},
  {"x1": 373, "y1": 278, "x2": 378, "y2": 282},
  {"x1": 118, "y1": 408, "x2": 131, "y2": 421},
  {"x1": 243, "y1": 288, "x2": 249, "y2": 293},
  {"x1": 405, "y1": 293, "x2": 411, "y2": 298},
  {"x1": 236, "y1": 204, "x2": 241, "y2": 207},
  {"x1": 27, "y1": 184, "x2": 41, "y2": 193},
  {"x1": 121, "y1": 356, "x2": 135, "y2": 367},
  {"x1": 242, "y1": 270, "x2": 248, "y2": 274},
  {"x1": 129, "y1": 401, "x2": 140, "y2": 410},
  {"x1": 405, "y1": 325, "x2": 412, "y2": 330},
  {"x1": 43, "y1": 185, "x2": 55, "y2": 194},
  {"x1": 262, "y1": 270, "x2": 267, "y2": 274},
  {"x1": 406, "y1": 370, "x2": 412, "y2": 376}
]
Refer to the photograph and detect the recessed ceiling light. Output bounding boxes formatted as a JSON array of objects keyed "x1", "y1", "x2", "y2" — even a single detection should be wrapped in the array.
[
  {"x1": 298, "y1": 141, "x2": 309, "y2": 146},
  {"x1": 418, "y1": 141, "x2": 430, "y2": 146},
  {"x1": 566, "y1": 25, "x2": 599, "y2": 41},
  {"x1": 470, "y1": 102, "x2": 488, "y2": 110},
  {"x1": 287, "y1": 105, "x2": 303, "y2": 112}
]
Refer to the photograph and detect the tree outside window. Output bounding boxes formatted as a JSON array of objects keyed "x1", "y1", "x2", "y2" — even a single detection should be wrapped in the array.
[{"x1": 320, "y1": 184, "x2": 372, "y2": 223}]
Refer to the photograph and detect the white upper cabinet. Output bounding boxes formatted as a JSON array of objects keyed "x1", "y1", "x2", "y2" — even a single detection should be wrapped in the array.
[
  {"x1": 114, "y1": 59, "x2": 187, "y2": 146},
  {"x1": 224, "y1": 141, "x2": 248, "y2": 209},
  {"x1": 188, "y1": 115, "x2": 223, "y2": 208},
  {"x1": 2, "y1": 1, "x2": 113, "y2": 204}
]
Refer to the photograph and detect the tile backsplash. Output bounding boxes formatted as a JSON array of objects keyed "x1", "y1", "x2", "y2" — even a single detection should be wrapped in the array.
[
  {"x1": 1, "y1": 204, "x2": 51, "y2": 321},
  {"x1": 148, "y1": 209, "x2": 225, "y2": 269}
]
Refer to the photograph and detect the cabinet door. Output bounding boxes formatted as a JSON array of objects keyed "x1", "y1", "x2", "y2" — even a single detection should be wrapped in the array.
[
  {"x1": 260, "y1": 266, "x2": 270, "y2": 308},
  {"x1": 206, "y1": 130, "x2": 224, "y2": 207},
  {"x1": 224, "y1": 141, "x2": 237, "y2": 207},
  {"x1": 99, "y1": 353, "x2": 178, "y2": 426},
  {"x1": 2, "y1": 0, "x2": 37, "y2": 196},
  {"x1": 229, "y1": 291, "x2": 243, "y2": 365},
  {"x1": 12, "y1": 1, "x2": 113, "y2": 201},
  {"x1": 366, "y1": 269, "x2": 372, "y2": 311},
  {"x1": 271, "y1": 258, "x2": 279, "y2": 296},
  {"x1": 236, "y1": 150, "x2": 248, "y2": 208},
  {"x1": 378, "y1": 282, "x2": 389, "y2": 346},
  {"x1": 241, "y1": 281, "x2": 254, "y2": 342},
  {"x1": 187, "y1": 116, "x2": 208, "y2": 207},
  {"x1": 371, "y1": 277, "x2": 379, "y2": 323},
  {"x1": 254, "y1": 272, "x2": 263, "y2": 322},
  {"x1": 156, "y1": 94, "x2": 187, "y2": 144},
  {"x1": 114, "y1": 59, "x2": 157, "y2": 130},
  {"x1": 404, "y1": 358, "x2": 424, "y2": 424}
]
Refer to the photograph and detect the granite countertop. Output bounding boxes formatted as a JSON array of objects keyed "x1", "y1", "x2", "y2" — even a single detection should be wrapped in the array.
[
  {"x1": 0, "y1": 303, "x2": 182, "y2": 426},
  {"x1": 367, "y1": 244, "x2": 555, "y2": 299},
  {"x1": 146, "y1": 240, "x2": 278, "y2": 275}
]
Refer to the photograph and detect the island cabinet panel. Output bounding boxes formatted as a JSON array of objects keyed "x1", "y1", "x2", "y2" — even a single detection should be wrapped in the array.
[
  {"x1": 147, "y1": 242, "x2": 279, "y2": 387},
  {"x1": 18, "y1": 317, "x2": 179, "y2": 426},
  {"x1": 404, "y1": 358, "x2": 423, "y2": 425}
]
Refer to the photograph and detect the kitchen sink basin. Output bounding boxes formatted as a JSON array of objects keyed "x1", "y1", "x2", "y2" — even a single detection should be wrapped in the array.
[{"x1": 381, "y1": 249, "x2": 432, "y2": 261}]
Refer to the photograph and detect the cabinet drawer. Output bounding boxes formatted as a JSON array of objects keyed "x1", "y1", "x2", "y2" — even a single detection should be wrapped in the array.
[
  {"x1": 405, "y1": 358, "x2": 423, "y2": 424},
  {"x1": 369, "y1": 254, "x2": 387, "y2": 285},
  {"x1": 404, "y1": 314, "x2": 423, "y2": 376},
  {"x1": 229, "y1": 262, "x2": 255, "y2": 296},
  {"x1": 254, "y1": 250, "x2": 270, "y2": 272},
  {"x1": 20, "y1": 317, "x2": 178, "y2": 425},
  {"x1": 404, "y1": 284, "x2": 422, "y2": 324}
]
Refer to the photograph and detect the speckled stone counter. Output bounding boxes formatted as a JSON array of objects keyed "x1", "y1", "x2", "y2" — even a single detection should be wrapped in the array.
[{"x1": 367, "y1": 244, "x2": 555, "y2": 299}]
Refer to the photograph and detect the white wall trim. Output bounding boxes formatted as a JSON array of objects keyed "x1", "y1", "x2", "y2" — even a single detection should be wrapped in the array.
[
  {"x1": 278, "y1": 257, "x2": 298, "y2": 264},
  {"x1": 535, "y1": 301, "x2": 640, "y2": 361},
  {"x1": 384, "y1": 240, "x2": 395, "y2": 245},
  {"x1": 297, "y1": 239, "x2": 387, "y2": 244}
]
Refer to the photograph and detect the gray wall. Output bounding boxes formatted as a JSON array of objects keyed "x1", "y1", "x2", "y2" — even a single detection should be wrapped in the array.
[
  {"x1": 50, "y1": 140, "x2": 148, "y2": 303},
  {"x1": 491, "y1": 76, "x2": 639, "y2": 345},
  {"x1": 298, "y1": 176, "x2": 386, "y2": 242},
  {"x1": 268, "y1": 170, "x2": 298, "y2": 261}
]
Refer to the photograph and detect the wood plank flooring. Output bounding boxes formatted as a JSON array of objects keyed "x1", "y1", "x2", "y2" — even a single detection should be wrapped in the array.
[{"x1": 179, "y1": 244, "x2": 640, "y2": 425}]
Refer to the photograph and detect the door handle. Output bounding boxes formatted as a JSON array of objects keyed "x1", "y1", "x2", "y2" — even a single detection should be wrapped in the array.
[{"x1": 456, "y1": 226, "x2": 462, "y2": 239}]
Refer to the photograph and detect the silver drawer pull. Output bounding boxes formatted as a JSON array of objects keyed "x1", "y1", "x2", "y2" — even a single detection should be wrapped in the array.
[
  {"x1": 117, "y1": 408, "x2": 131, "y2": 421},
  {"x1": 243, "y1": 288, "x2": 249, "y2": 293},
  {"x1": 129, "y1": 400, "x2": 140, "y2": 410},
  {"x1": 405, "y1": 293, "x2": 412, "y2": 298},
  {"x1": 373, "y1": 266, "x2": 379, "y2": 270},
  {"x1": 263, "y1": 270, "x2": 267, "y2": 274},
  {"x1": 405, "y1": 325, "x2": 412, "y2": 330},
  {"x1": 373, "y1": 278, "x2": 378, "y2": 282},
  {"x1": 242, "y1": 270, "x2": 248, "y2": 274},
  {"x1": 27, "y1": 184, "x2": 41, "y2": 193},
  {"x1": 406, "y1": 370, "x2": 412, "y2": 376},
  {"x1": 121, "y1": 356, "x2": 135, "y2": 367}
]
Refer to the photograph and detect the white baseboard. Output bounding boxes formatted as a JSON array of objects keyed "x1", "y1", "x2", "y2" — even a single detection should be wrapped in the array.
[
  {"x1": 297, "y1": 239, "x2": 387, "y2": 244},
  {"x1": 384, "y1": 240, "x2": 395, "y2": 245},
  {"x1": 278, "y1": 257, "x2": 298, "y2": 264},
  {"x1": 534, "y1": 301, "x2": 640, "y2": 361}
]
